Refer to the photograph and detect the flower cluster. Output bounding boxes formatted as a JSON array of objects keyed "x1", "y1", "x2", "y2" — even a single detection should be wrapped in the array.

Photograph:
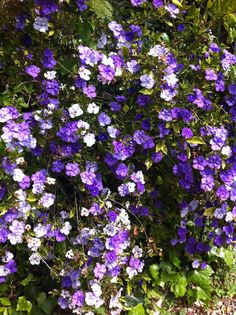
[{"x1": 0, "y1": 0, "x2": 235, "y2": 313}]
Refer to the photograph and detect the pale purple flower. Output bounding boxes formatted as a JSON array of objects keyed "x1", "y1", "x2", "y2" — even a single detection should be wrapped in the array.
[{"x1": 140, "y1": 74, "x2": 155, "y2": 89}]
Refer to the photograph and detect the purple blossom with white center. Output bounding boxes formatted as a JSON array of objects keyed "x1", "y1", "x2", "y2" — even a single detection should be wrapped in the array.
[
  {"x1": 65, "y1": 163, "x2": 80, "y2": 177},
  {"x1": 140, "y1": 74, "x2": 155, "y2": 89},
  {"x1": 25, "y1": 65, "x2": 41, "y2": 78},
  {"x1": 200, "y1": 176, "x2": 215, "y2": 191},
  {"x1": 98, "y1": 112, "x2": 111, "y2": 126}
]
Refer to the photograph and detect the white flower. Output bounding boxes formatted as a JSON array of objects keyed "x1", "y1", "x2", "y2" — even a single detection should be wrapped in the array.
[
  {"x1": 33, "y1": 16, "x2": 48, "y2": 32},
  {"x1": 221, "y1": 145, "x2": 232, "y2": 157},
  {"x1": 27, "y1": 237, "x2": 41, "y2": 251},
  {"x1": 34, "y1": 224, "x2": 47, "y2": 238},
  {"x1": 46, "y1": 177, "x2": 56, "y2": 185},
  {"x1": 60, "y1": 221, "x2": 72, "y2": 236},
  {"x1": 83, "y1": 133, "x2": 96, "y2": 147},
  {"x1": 81, "y1": 207, "x2": 89, "y2": 216},
  {"x1": 14, "y1": 189, "x2": 27, "y2": 201},
  {"x1": 29, "y1": 253, "x2": 41, "y2": 265},
  {"x1": 225, "y1": 212, "x2": 233, "y2": 222},
  {"x1": 148, "y1": 44, "x2": 168, "y2": 58},
  {"x1": 65, "y1": 249, "x2": 74, "y2": 259},
  {"x1": 132, "y1": 246, "x2": 143, "y2": 258},
  {"x1": 0, "y1": 265, "x2": 8, "y2": 277},
  {"x1": 13, "y1": 168, "x2": 25, "y2": 182},
  {"x1": 87, "y1": 102, "x2": 99, "y2": 114},
  {"x1": 91, "y1": 283, "x2": 102, "y2": 297},
  {"x1": 97, "y1": 32, "x2": 107, "y2": 49},
  {"x1": 140, "y1": 74, "x2": 155, "y2": 89},
  {"x1": 44, "y1": 71, "x2": 56, "y2": 80},
  {"x1": 16, "y1": 157, "x2": 25, "y2": 165},
  {"x1": 163, "y1": 73, "x2": 178, "y2": 87},
  {"x1": 127, "y1": 182, "x2": 136, "y2": 193},
  {"x1": 78, "y1": 67, "x2": 91, "y2": 81},
  {"x1": 68, "y1": 104, "x2": 83, "y2": 118},
  {"x1": 2, "y1": 251, "x2": 14, "y2": 263}
]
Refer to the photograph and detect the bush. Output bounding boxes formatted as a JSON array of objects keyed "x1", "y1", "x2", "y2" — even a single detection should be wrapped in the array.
[{"x1": 0, "y1": 0, "x2": 235, "y2": 314}]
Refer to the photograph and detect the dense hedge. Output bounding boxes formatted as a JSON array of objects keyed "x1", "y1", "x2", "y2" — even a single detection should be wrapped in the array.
[{"x1": 0, "y1": 0, "x2": 235, "y2": 314}]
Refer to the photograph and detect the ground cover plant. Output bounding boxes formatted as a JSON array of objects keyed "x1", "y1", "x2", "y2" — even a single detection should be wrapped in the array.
[{"x1": 0, "y1": 0, "x2": 235, "y2": 314}]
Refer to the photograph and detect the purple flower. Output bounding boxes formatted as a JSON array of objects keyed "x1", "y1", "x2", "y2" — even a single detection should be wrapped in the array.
[
  {"x1": 25, "y1": 65, "x2": 41, "y2": 78},
  {"x1": 136, "y1": 95, "x2": 152, "y2": 107},
  {"x1": 65, "y1": 163, "x2": 80, "y2": 177},
  {"x1": 72, "y1": 291, "x2": 84, "y2": 306},
  {"x1": 83, "y1": 84, "x2": 96, "y2": 98},
  {"x1": 181, "y1": 127, "x2": 193, "y2": 139},
  {"x1": 166, "y1": 4, "x2": 179, "y2": 18},
  {"x1": 98, "y1": 112, "x2": 111, "y2": 126},
  {"x1": 140, "y1": 74, "x2": 155, "y2": 89},
  {"x1": 80, "y1": 171, "x2": 96, "y2": 185},
  {"x1": 44, "y1": 79, "x2": 60, "y2": 96},
  {"x1": 205, "y1": 69, "x2": 217, "y2": 81},
  {"x1": 52, "y1": 160, "x2": 64, "y2": 173},
  {"x1": 76, "y1": 0, "x2": 88, "y2": 12},
  {"x1": 216, "y1": 185, "x2": 229, "y2": 201},
  {"x1": 98, "y1": 65, "x2": 115, "y2": 83},
  {"x1": 177, "y1": 24, "x2": 185, "y2": 32},
  {"x1": 228, "y1": 84, "x2": 236, "y2": 95},
  {"x1": 0, "y1": 106, "x2": 19, "y2": 123},
  {"x1": 192, "y1": 259, "x2": 200, "y2": 269},
  {"x1": 126, "y1": 60, "x2": 140, "y2": 73},
  {"x1": 130, "y1": 0, "x2": 146, "y2": 6},
  {"x1": 209, "y1": 42, "x2": 220, "y2": 53},
  {"x1": 153, "y1": 0, "x2": 163, "y2": 8},
  {"x1": 42, "y1": 48, "x2": 57, "y2": 69},
  {"x1": 151, "y1": 152, "x2": 163, "y2": 163},
  {"x1": 105, "y1": 251, "x2": 117, "y2": 263},
  {"x1": 116, "y1": 163, "x2": 129, "y2": 179},
  {"x1": 94, "y1": 263, "x2": 106, "y2": 280}
]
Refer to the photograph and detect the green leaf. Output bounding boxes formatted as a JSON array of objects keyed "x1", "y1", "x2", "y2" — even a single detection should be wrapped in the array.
[
  {"x1": 88, "y1": 0, "x2": 113, "y2": 20},
  {"x1": 188, "y1": 267, "x2": 213, "y2": 291},
  {"x1": 128, "y1": 304, "x2": 145, "y2": 315},
  {"x1": 149, "y1": 264, "x2": 159, "y2": 280},
  {"x1": 40, "y1": 297, "x2": 57, "y2": 315},
  {"x1": 36, "y1": 292, "x2": 46, "y2": 307},
  {"x1": 0, "y1": 298, "x2": 10, "y2": 307},
  {"x1": 187, "y1": 137, "x2": 205, "y2": 145},
  {"x1": 170, "y1": 274, "x2": 187, "y2": 297},
  {"x1": 20, "y1": 274, "x2": 34, "y2": 286},
  {"x1": 172, "y1": 0, "x2": 182, "y2": 7},
  {"x1": 16, "y1": 297, "x2": 32, "y2": 314}
]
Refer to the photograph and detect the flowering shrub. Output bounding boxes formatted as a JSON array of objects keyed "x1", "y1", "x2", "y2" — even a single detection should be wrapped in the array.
[{"x1": 0, "y1": 0, "x2": 235, "y2": 314}]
